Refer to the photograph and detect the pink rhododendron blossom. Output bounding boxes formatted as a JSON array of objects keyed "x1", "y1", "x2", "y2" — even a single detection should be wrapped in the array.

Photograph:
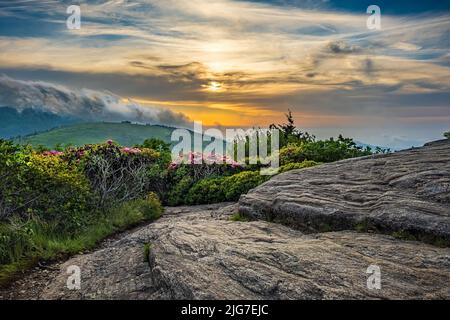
[
  {"x1": 43, "y1": 150, "x2": 64, "y2": 156},
  {"x1": 121, "y1": 147, "x2": 142, "y2": 154}
]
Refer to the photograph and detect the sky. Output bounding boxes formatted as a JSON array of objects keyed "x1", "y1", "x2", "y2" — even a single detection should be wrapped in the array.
[{"x1": 0, "y1": 0, "x2": 449, "y2": 148}]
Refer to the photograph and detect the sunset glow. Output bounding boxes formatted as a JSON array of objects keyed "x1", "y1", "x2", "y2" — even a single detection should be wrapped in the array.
[{"x1": 0, "y1": 1, "x2": 449, "y2": 148}]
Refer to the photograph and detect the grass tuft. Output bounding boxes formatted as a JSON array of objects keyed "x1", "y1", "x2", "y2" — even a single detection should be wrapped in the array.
[{"x1": 230, "y1": 212, "x2": 249, "y2": 222}]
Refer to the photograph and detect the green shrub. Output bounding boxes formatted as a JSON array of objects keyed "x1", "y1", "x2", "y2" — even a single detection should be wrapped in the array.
[
  {"x1": 134, "y1": 193, "x2": 164, "y2": 220},
  {"x1": 279, "y1": 160, "x2": 320, "y2": 173},
  {"x1": 186, "y1": 178, "x2": 225, "y2": 204},
  {"x1": 138, "y1": 138, "x2": 171, "y2": 153},
  {"x1": 444, "y1": 132, "x2": 450, "y2": 139},
  {"x1": 0, "y1": 140, "x2": 96, "y2": 234},
  {"x1": 280, "y1": 135, "x2": 372, "y2": 165},
  {"x1": 25, "y1": 153, "x2": 95, "y2": 233},
  {"x1": 222, "y1": 171, "x2": 269, "y2": 201},
  {"x1": 167, "y1": 175, "x2": 194, "y2": 206},
  {"x1": 175, "y1": 171, "x2": 269, "y2": 205},
  {"x1": 0, "y1": 220, "x2": 35, "y2": 265}
]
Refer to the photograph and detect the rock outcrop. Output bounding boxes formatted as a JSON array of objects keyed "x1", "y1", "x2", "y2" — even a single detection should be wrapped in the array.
[
  {"x1": 2, "y1": 140, "x2": 450, "y2": 300},
  {"x1": 239, "y1": 139, "x2": 450, "y2": 245},
  {"x1": 34, "y1": 204, "x2": 450, "y2": 299}
]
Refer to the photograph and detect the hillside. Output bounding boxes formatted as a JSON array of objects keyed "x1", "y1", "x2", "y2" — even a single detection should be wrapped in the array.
[
  {"x1": 15, "y1": 122, "x2": 177, "y2": 148},
  {"x1": 0, "y1": 107, "x2": 78, "y2": 139}
]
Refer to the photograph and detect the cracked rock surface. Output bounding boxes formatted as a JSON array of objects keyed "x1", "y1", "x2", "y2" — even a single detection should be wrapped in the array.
[
  {"x1": 240, "y1": 139, "x2": 450, "y2": 243},
  {"x1": 10, "y1": 203, "x2": 450, "y2": 300}
]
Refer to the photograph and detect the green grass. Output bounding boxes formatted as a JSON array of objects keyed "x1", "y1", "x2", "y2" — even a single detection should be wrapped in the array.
[
  {"x1": 230, "y1": 212, "x2": 250, "y2": 222},
  {"x1": 143, "y1": 243, "x2": 152, "y2": 263},
  {"x1": 0, "y1": 198, "x2": 163, "y2": 287},
  {"x1": 15, "y1": 122, "x2": 176, "y2": 149}
]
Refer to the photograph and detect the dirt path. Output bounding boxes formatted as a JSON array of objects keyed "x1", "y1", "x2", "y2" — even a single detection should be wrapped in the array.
[{"x1": 0, "y1": 204, "x2": 230, "y2": 300}]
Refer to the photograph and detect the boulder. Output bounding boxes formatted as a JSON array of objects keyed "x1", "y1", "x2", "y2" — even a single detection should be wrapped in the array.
[{"x1": 239, "y1": 140, "x2": 450, "y2": 245}]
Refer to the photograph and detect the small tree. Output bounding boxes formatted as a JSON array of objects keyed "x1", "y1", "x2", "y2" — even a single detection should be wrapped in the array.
[{"x1": 269, "y1": 109, "x2": 315, "y2": 147}]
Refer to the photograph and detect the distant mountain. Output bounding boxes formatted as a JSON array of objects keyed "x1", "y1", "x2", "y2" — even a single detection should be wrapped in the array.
[
  {"x1": 0, "y1": 107, "x2": 79, "y2": 139},
  {"x1": 355, "y1": 141, "x2": 393, "y2": 152},
  {"x1": 15, "y1": 122, "x2": 179, "y2": 148}
]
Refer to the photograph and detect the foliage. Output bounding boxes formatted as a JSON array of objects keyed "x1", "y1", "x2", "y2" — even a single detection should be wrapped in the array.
[
  {"x1": 143, "y1": 243, "x2": 152, "y2": 263},
  {"x1": 186, "y1": 178, "x2": 225, "y2": 204},
  {"x1": 165, "y1": 159, "x2": 243, "y2": 205},
  {"x1": 444, "y1": 132, "x2": 450, "y2": 139},
  {"x1": 269, "y1": 109, "x2": 315, "y2": 147},
  {"x1": 0, "y1": 140, "x2": 95, "y2": 233},
  {"x1": 229, "y1": 212, "x2": 249, "y2": 222},
  {"x1": 0, "y1": 192, "x2": 163, "y2": 283},
  {"x1": 139, "y1": 138, "x2": 171, "y2": 153},
  {"x1": 65, "y1": 143, "x2": 159, "y2": 208},
  {"x1": 280, "y1": 135, "x2": 372, "y2": 165},
  {"x1": 221, "y1": 171, "x2": 269, "y2": 201},
  {"x1": 278, "y1": 160, "x2": 321, "y2": 173},
  {"x1": 0, "y1": 220, "x2": 35, "y2": 265},
  {"x1": 167, "y1": 175, "x2": 194, "y2": 206},
  {"x1": 181, "y1": 171, "x2": 269, "y2": 205}
]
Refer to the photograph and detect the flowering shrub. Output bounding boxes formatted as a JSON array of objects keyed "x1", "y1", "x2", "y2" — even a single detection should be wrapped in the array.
[
  {"x1": 171, "y1": 152, "x2": 242, "y2": 166},
  {"x1": 0, "y1": 139, "x2": 165, "y2": 275},
  {"x1": 65, "y1": 142, "x2": 160, "y2": 208},
  {"x1": 0, "y1": 140, "x2": 95, "y2": 233},
  {"x1": 42, "y1": 150, "x2": 64, "y2": 156}
]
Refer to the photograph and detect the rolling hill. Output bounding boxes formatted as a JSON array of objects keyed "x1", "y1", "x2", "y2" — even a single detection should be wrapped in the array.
[
  {"x1": 15, "y1": 122, "x2": 178, "y2": 148},
  {"x1": 0, "y1": 107, "x2": 79, "y2": 139}
]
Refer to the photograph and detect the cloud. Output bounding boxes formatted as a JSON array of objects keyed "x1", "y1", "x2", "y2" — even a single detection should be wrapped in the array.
[
  {"x1": 326, "y1": 41, "x2": 362, "y2": 54},
  {"x1": 0, "y1": 75, "x2": 191, "y2": 127},
  {"x1": 0, "y1": 0, "x2": 449, "y2": 146}
]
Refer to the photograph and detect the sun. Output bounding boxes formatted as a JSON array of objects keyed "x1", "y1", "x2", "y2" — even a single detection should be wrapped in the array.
[{"x1": 205, "y1": 81, "x2": 222, "y2": 92}]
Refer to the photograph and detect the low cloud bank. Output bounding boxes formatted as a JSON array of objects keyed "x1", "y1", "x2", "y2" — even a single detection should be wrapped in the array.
[{"x1": 0, "y1": 75, "x2": 191, "y2": 127}]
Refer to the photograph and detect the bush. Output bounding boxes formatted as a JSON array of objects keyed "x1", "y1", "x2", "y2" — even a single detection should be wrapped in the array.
[
  {"x1": 138, "y1": 138, "x2": 171, "y2": 153},
  {"x1": 222, "y1": 171, "x2": 269, "y2": 201},
  {"x1": 65, "y1": 143, "x2": 159, "y2": 208},
  {"x1": 134, "y1": 193, "x2": 164, "y2": 220},
  {"x1": 280, "y1": 135, "x2": 372, "y2": 164},
  {"x1": 0, "y1": 220, "x2": 34, "y2": 265},
  {"x1": 186, "y1": 178, "x2": 225, "y2": 204},
  {"x1": 0, "y1": 141, "x2": 95, "y2": 233},
  {"x1": 444, "y1": 132, "x2": 450, "y2": 139},
  {"x1": 279, "y1": 160, "x2": 320, "y2": 173},
  {"x1": 25, "y1": 153, "x2": 95, "y2": 233},
  {"x1": 167, "y1": 175, "x2": 194, "y2": 206},
  {"x1": 175, "y1": 171, "x2": 269, "y2": 205}
]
